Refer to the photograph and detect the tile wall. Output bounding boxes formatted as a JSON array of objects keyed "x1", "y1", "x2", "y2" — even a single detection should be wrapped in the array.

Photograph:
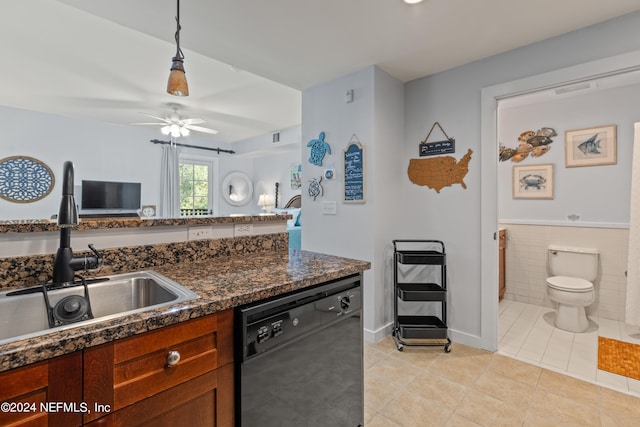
[{"x1": 500, "y1": 224, "x2": 629, "y2": 321}]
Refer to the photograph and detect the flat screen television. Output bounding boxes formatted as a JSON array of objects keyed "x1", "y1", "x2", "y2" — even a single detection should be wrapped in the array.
[{"x1": 81, "y1": 180, "x2": 141, "y2": 213}]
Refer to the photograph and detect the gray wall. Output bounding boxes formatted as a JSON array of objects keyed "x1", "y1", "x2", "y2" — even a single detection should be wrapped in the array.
[
  {"x1": 402, "y1": 10, "x2": 640, "y2": 348},
  {"x1": 498, "y1": 82, "x2": 639, "y2": 226}
]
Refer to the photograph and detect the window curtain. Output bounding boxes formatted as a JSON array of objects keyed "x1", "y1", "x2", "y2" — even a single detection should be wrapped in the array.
[
  {"x1": 626, "y1": 122, "x2": 640, "y2": 327},
  {"x1": 160, "y1": 143, "x2": 181, "y2": 218}
]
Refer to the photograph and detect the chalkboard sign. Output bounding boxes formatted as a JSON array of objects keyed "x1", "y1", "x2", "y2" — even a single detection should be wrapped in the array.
[
  {"x1": 343, "y1": 142, "x2": 365, "y2": 203},
  {"x1": 419, "y1": 138, "x2": 455, "y2": 156}
]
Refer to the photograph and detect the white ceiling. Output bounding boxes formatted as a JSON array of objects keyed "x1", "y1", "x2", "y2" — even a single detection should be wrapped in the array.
[{"x1": 3, "y1": 0, "x2": 640, "y2": 144}]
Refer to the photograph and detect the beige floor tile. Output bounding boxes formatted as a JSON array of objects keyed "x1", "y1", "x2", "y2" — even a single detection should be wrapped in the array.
[
  {"x1": 366, "y1": 353, "x2": 421, "y2": 389},
  {"x1": 536, "y1": 369, "x2": 601, "y2": 407},
  {"x1": 487, "y1": 353, "x2": 542, "y2": 386},
  {"x1": 365, "y1": 345, "x2": 390, "y2": 369},
  {"x1": 526, "y1": 389, "x2": 600, "y2": 427},
  {"x1": 428, "y1": 353, "x2": 493, "y2": 387},
  {"x1": 472, "y1": 370, "x2": 535, "y2": 410},
  {"x1": 381, "y1": 390, "x2": 453, "y2": 427},
  {"x1": 366, "y1": 413, "x2": 402, "y2": 427},
  {"x1": 599, "y1": 386, "x2": 640, "y2": 421},
  {"x1": 445, "y1": 414, "x2": 482, "y2": 427},
  {"x1": 405, "y1": 371, "x2": 468, "y2": 411},
  {"x1": 388, "y1": 346, "x2": 441, "y2": 370},
  {"x1": 365, "y1": 371, "x2": 403, "y2": 413},
  {"x1": 442, "y1": 343, "x2": 491, "y2": 358},
  {"x1": 455, "y1": 389, "x2": 525, "y2": 426}
]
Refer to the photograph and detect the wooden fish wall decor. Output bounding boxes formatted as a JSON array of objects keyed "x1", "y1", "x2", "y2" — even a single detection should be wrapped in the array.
[{"x1": 499, "y1": 127, "x2": 556, "y2": 162}]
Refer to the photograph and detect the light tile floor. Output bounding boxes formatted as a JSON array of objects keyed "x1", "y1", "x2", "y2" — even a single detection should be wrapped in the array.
[
  {"x1": 498, "y1": 299, "x2": 640, "y2": 397},
  {"x1": 364, "y1": 316, "x2": 640, "y2": 426}
]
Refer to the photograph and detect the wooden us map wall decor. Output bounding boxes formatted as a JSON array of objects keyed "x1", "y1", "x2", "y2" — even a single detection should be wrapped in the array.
[{"x1": 407, "y1": 149, "x2": 473, "y2": 193}]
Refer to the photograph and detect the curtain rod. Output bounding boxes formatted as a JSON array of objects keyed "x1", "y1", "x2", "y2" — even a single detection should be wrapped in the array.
[{"x1": 150, "y1": 139, "x2": 235, "y2": 154}]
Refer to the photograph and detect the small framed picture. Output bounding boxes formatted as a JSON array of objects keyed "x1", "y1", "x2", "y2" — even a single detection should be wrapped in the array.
[
  {"x1": 513, "y1": 164, "x2": 554, "y2": 199},
  {"x1": 565, "y1": 125, "x2": 617, "y2": 167}
]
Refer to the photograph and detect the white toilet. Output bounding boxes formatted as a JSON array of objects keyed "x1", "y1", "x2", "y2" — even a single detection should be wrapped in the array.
[{"x1": 546, "y1": 245, "x2": 599, "y2": 332}]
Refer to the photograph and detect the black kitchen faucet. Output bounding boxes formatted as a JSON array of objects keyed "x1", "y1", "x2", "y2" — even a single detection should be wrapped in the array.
[{"x1": 51, "y1": 161, "x2": 102, "y2": 285}]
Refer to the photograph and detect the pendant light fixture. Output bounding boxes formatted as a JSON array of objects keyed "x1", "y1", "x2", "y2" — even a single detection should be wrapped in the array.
[{"x1": 167, "y1": 0, "x2": 189, "y2": 96}]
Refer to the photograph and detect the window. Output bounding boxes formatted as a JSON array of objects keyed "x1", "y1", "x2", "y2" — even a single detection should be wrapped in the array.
[{"x1": 178, "y1": 157, "x2": 218, "y2": 216}]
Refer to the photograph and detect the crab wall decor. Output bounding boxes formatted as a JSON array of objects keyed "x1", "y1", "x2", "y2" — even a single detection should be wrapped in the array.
[
  {"x1": 499, "y1": 127, "x2": 556, "y2": 162},
  {"x1": 307, "y1": 131, "x2": 331, "y2": 166}
]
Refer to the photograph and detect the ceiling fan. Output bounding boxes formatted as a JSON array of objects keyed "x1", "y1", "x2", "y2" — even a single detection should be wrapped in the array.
[{"x1": 132, "y1": 105, "x2": 218, "y2": 137}]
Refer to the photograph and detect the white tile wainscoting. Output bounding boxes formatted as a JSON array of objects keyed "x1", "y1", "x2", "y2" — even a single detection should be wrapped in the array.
[{"x1": 500, "y1": 223, "x2": 628, "y2": 322}]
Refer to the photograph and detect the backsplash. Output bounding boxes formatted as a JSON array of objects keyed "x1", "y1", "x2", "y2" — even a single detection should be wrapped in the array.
[
  {"x1": 501, "y1": 223, "x2": 629, "y2": 321},
  {"x1": 0, "y1": 232, "x2": 288, "y2": 291}
]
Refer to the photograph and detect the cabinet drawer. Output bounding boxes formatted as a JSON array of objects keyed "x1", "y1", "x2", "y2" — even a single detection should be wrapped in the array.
[{"x1": 84, "y1": 310, "x2": 233, "y2": 422}]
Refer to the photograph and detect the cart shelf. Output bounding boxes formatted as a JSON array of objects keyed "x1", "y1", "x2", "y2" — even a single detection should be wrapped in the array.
[
  {"x1": 392, "y1": 240, "x2": 451, "y2": 352},
  {"x1": 397, "y1": 283, "x2": 446, "y2": 301},
  {"x1": 397, "y1": 316, "x2": 448, "y2": 339}
]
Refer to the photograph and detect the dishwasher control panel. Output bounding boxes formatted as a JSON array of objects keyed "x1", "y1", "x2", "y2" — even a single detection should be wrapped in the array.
[{"x1": 238, "y1": 276, "x2": 362, "y2": 361}]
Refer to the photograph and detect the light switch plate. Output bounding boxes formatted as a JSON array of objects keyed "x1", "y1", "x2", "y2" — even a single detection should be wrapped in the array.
[{"x1": 322, "y1": 201, "x2": 337, "y2": 215}]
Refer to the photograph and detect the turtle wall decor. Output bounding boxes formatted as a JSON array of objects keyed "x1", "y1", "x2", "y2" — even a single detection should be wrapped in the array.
[
  {"x1": 307, "y1": 131, "x2": 331, "y2": 166},
  {"x1": 308, "y1": 176, "x2": 324, "y2": 201}
]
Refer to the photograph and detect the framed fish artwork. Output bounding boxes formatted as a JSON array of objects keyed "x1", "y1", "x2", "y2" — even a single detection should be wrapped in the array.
[{"x1": 565, "y1": 125, "x2": 617, "y2": 167}]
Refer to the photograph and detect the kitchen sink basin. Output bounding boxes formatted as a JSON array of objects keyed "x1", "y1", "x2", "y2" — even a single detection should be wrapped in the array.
[{"x1": 0, "y1": 271, "x2": 200, "y2": 345}]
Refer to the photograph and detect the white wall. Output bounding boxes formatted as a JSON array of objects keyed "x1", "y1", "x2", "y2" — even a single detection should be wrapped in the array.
[
  {"x1": 233, "y1": 125, "x2": 302, "y2": 209},
  {"x1": 0, "y1": 106, "x2": 248, "y2": 220},
  {"x1": 301, "y1": 66, "x2": 404, "y2": 341},
  {"x1": 498, "y1": 83, "x2": 639, "y2": 226}
]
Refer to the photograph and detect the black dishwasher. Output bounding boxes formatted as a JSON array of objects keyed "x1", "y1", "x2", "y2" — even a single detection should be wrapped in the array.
[{"x1": 235, "y1": 274, "x2": 363, "y2": 427}]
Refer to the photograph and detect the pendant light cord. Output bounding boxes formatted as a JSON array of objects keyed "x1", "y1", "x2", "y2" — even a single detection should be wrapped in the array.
[{"x1": 173, "y1": 0, "x2": 184, "y2": 61}]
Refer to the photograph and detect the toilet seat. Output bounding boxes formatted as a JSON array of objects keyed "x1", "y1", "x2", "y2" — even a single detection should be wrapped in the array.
[{"x1": 546, "y1": 276, "x2": 593, "y2": 292}]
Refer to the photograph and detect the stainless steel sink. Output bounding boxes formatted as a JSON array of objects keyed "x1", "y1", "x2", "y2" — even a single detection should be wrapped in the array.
[{"x1": 0, "y1": 271, "x2": 199, "y2": 345}]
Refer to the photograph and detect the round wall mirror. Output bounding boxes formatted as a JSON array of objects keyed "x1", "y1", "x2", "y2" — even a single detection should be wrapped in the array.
[{"x1": 222, "y1": 172, "x2": 253, "y2": 206}]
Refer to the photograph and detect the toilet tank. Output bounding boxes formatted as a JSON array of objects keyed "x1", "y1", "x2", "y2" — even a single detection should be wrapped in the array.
[{"x1": 548, "y1": 245, "x2": 599, "y2": 281}]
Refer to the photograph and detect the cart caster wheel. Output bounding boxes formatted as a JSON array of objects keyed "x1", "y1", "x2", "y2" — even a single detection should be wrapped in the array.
[
  {"x1": 397, "y1": 345, "x2": 404, "y2": 352},
  {"x1": 444, "y1": 344, "x2": 452, "y2": 353}
]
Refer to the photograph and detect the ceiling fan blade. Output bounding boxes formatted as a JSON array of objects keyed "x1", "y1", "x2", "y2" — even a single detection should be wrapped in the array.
[
  {"x1": 130, "y1": 122, "x2": 165, "y2": 126},
  {"x1": 139, "y1": 112, "x2": 169, "y2": 122},
  {"x1": 185, "y1": 124, "x2": 219, "y2": 135},
  {"x1": 180, "y1": 118, "x2": 205, "y2": 125}
]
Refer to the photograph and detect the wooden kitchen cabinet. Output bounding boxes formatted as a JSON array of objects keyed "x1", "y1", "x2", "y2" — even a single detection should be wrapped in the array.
[
  {"x1": 83, "y1": 309, "x2": 234, "y2": 426},
  {"x1": 0, "y1": 310, "x2": 234, "y2": 427},
  {"x1": 499, "y1": 229, "x2": 506, "y2": 301},
  {"x1": 0, "y1": 352, "x2": 83, "y2": 427}
]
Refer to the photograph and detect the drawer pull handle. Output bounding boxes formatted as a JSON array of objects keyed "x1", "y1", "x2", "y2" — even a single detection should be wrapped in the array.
[{"x1": 166, "y1": 350, "x2": 181, "y2": 367}]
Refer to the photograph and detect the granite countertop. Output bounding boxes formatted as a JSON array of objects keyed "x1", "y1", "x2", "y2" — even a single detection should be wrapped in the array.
[
  {"x1": 0, "y1": 214, "x2": 286, "y2": 234},
  {"x1": 0, "y1": 250, "x2": 370, "y2": 373}
]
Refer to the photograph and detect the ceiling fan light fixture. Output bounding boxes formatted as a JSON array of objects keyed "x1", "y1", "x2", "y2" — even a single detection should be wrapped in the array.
[
  {"x1": 161, "y1": 125, "x2": 171, "y2": 135},
  {"x1": 179, "y1": 126, "x2": 190, "y2": 136},
  {"x1": 166, "y1": 0, "x2": 189, "y2": 97}
]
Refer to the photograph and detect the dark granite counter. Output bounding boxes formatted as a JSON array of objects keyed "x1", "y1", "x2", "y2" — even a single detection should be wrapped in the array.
[
  {"x1": 0, "y1": 249, "x2": 370, "y2": 373},
  {"x1": 0, "y1": 214, "x2": 286, "y2": 234}
]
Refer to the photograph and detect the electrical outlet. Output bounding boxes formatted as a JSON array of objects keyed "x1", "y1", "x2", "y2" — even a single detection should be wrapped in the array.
[
  {"x1": 235, "y1": 223, "x2": 253, "y2": 236},
  {"x1": 322, "y1": 201, "x2": 337, "y2": 215},
  {"x1": 188, "y1": 226, "x2": 213, "y2": 240}
]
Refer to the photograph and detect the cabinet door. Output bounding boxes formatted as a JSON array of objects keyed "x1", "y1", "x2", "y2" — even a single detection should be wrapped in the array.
[
  {"x1": 0, "y1": 352, "x2": 82, "y2": 427},
  {"x1": 83, "y1": 310, "x2": 233, "y2": 424},
  {"x1": 85, "y1": 363, "x2": 233, "y2": 427},
  {"x1": 499, "y1": 230, "x2": 506, "y2": 300}
]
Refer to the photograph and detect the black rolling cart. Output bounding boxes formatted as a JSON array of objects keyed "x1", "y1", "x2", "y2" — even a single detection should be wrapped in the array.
[{"x1": 392, "y1": 240, "x2": 451, "y2": 352}]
